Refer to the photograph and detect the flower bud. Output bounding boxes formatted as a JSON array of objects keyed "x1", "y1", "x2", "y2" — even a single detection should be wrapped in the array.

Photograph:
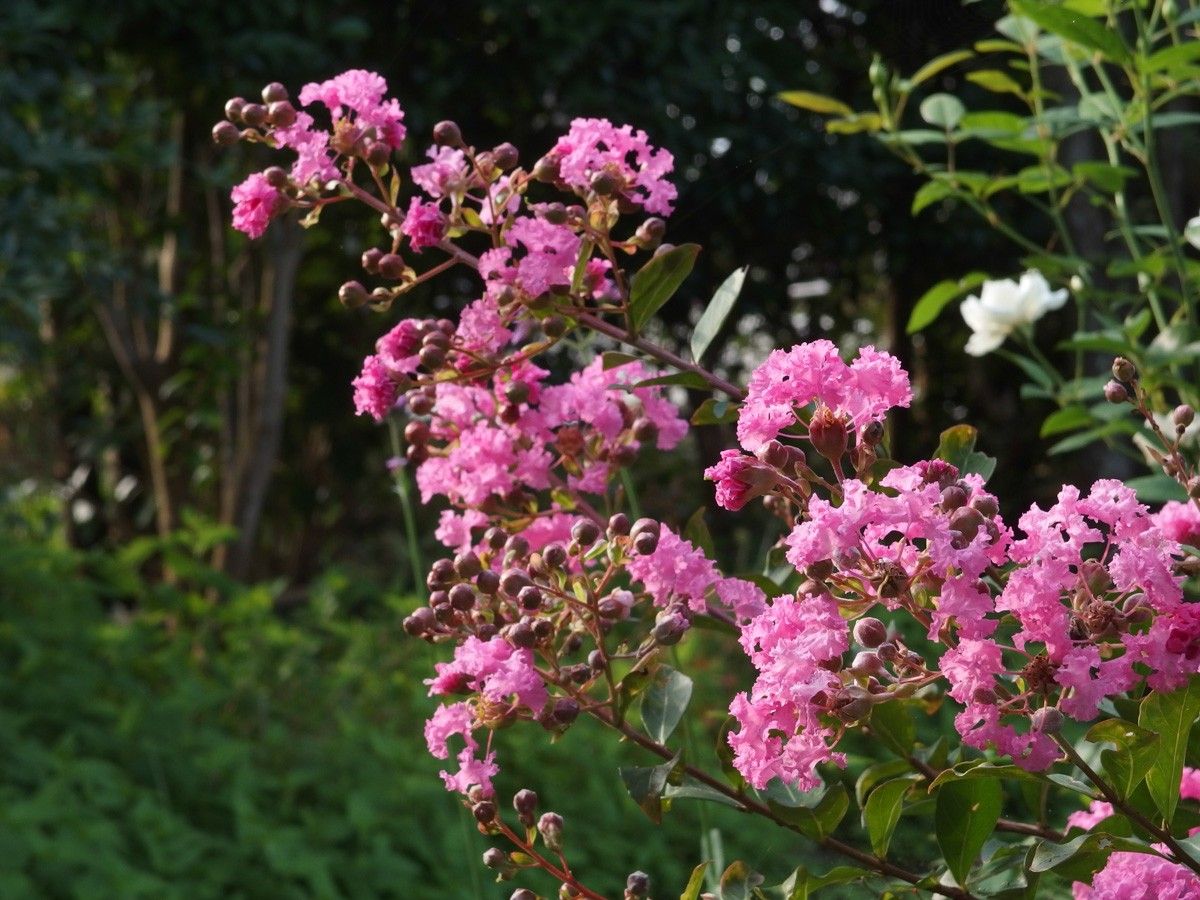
[
  {"x1": 860, "y1": 420, "x2": 885, "y2": 446},
  {"x1": 607, "y1": 513, "x2": 631, "y2": 537},
  {"x1": 1031, "y1": 706, "x2": 1064, "y2": 734},
  {"x1": 851, "y1": 650, "x2": 884, "y2": 676},
  {"x1": 970, "y1": 495, "x2": 999, "y2": 518},
  {"x1": 377, "y1": 253, "x2": 405, "y2": 280},
  {"x1": 940, "y1": 483, "x2": 969, "y2": 511},
  {"x1": 241, "y1": 103, "x2": 268, "y2": 128},
  {"x1": 1174, "y1": 404, "x2": 1195, "y2": 430},
  {"x1": 808, "y1": 405, "x2": 848, "y2": 461},
  {"x1": 633, "y1": 531, "x2": 659, "y2": 555},
  {"x1": 949, "y1": 506, "x2": 984, "y2": 544},
  {"x1": 1104, "y1": 380, "x2": 1128, "y2": 404},
  {"x1": 1112, "y1": 357, "x2": 1137, "y2": 384},
  {"x1": 212, "y1": 121, "x2": 240, "y2": 146},
  {"x1": 652, "y1": 609, "x2": 689, "y2": 645},
  {"x1": 476, "y1": 570, "x2": 500, "y2": 596},
  {"x1": 514, "y1": 788, "x2": 538, "y2": 820},
  {"x1": 511, "y1": 890, "x2": 537, "y2": 900},
  {"x1": 505, "y1": 534, "x2": 530, "y2": 559},
  {"x1": 338, "y1": 280, "x2": 369, "y2": 309},
  {"x1": 590, "y1": 170, "x2": 618, "y2": 195},
  {"x1": 448, "y1": 584, "x2": 475, "y2": 611},
  {"x1": 537, "y1": 812, "x2": 565, "y2": 852},
  {"x1": 542, "y1": 543, "x2": 567, "y2": 570},
  {"x1": 542, "y1": 315, "x2": 567, "y2": 339},
  {"x1": 261, "y1": 82, "x2": 289, "y2": 104},
  {"x1": 365, "y1": 141, "x2": 391, "y2": 168},
  {"x1": 224, "y1": 97, "x2": 247, "y2": 122},
  {"x1": 517, "y1": 585, "x2": 543, "y2": 611},
  {"x1": 877, "y1": 641, "x2": 898, "y2": 662},
  {"x1": 853, "y1": 617, "x2": 888, "y2": 648},
  {"x1": 571, "y1": 519, "x2": 601, "y2": 546},
  {"x1": 473, "y1": 800, "x2": 497, "y2": 823},
  {"x1": 433, "y1": 120, "x2": 463, "y2": 147},
  {"x1": 419, "y1": 345, "x2": 446, "y2": 370},
  {"x1": 403, "y1": 606, "x2": 437, "y2": 637},
  {"x1": 625, "y1": 872, "x2": 650, "y2": 898},
  {"x1": 493, "y1": 142, "x2": 519, "y2": 171},
  {"x1": 635, "y1": 217, "x2": 666, "y2": 250},
  {"x1": 532, "y1": 155, "x2": 561, "y2": 183},
  {"x1": 500, "y1": 569, "x2": 532, "y2": 597},
  {"x1": 267, "y1": 100, "x2": 296, "y2": 128}
]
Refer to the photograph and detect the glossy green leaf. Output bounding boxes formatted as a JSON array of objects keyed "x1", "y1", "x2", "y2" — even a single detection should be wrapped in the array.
[
  {"x1": 664, "y1": 779, "x2": 744, "y2": 810},
  {"x1": 690, "y1": 398, "x2": 739, "y2": 426},
  {"x1": 769, "y1": 783, "x2": 849, "y2": 840},
  {"x1": 1139, "y1": 676, "x2": 1200, "y2": 824},
  {"x1": 912, "y1": 180, "x2": 954, "y2": 215},
  {"x1": 641, "y1": 666, "x2": 693, "y2": 745},
  {"x1": 629, "y1": 243, "x2": 701, "y2": 331},
  {"x1": 777, "y1": 91, "x2": 853, "y2": 116},
  {"x1": 775, "y1": 865, "x2": 872, "y2": 900},
  {"x1": 863, "y1": 775, "x2": 920, "y2": 857},
  {"x1": 691, "y1": 266, "x2": 747, "y2": 363},
  {"x1": 935, "y1": 777, "x2": 1003, "y2": 885},
  {"x1": 619, "y1": 753, "x2": 680, "y2": 824},
  {"x1": 680, "y1": 862, "x2": 709, "y2": 900},
  {"x1": 684, "y1": 507, "x2": 716, "y2": 559},
  {"x1": 906, "y1": 271, "x2": 988, "y2": 333},
  {"x1": 911, "y1": 50, "x2": 975, "y2": 85},
  {"x1": 1143, "y1": 41, "x2": 1200, "y2": 74},
  {"x1": 1085, "y1": 718, "x2": 1159, "y2": 800},
  {"x1": 1039, "y1": 405, "x2": 1092, "y2": 438},
  {"x1": 869, "y1": 701, "x2": 915, "y2": 757},
  {"x1": 1126, "y1": 475, "x2": 1187, "y2": 503},
  {"x1": 634, "y1": 371, "x2": 711, "y2": 389},
  {"x1": 1011, "y1": 0, "x2": 1130, "y2": 62},
  {"x1": 920, "y1": 93, "x2": 966, "y2": 129},
  {"x1": 934, "y1": 424, "x2": 997, "y2": 481},
  {"x1": 718, "y1": 860, "x2": 762, "y2": 900},
  {"x1": 967, "y1": 69, "x2": 1025, "y2": 95},
  {"x1": 825, "y1": 113, "x2": 884, "y2": 134},
  {"x1": 1030, "y1": 832, "x2": 1156, "y2": 873},
  {"x1": 602, "y1": 351, "x2": 641, "y2": 370}
]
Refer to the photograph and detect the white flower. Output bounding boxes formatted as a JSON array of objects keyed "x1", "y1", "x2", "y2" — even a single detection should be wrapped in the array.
[
  {"x1": 1185, "y1": 214, "x2": 1200, "y2": 251},
  {"x1": 959, "y1": 270, "x2": 1068, "y2": 357}
]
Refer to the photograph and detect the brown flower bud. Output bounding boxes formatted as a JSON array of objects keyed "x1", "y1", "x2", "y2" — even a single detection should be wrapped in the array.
[
  {"x1": 212, "y1": 121, "x2": 240, "y2": 146},
  {"x1": 537, "y1": 812, "x2": 565, "y2": 852},
  {"x1": 1174, "y1": 404, "x2": 1195, "y2": 430},
  {"x1": 853, "y1": 617, "x2": 888, "y2": 648},
  {"x1": 241, "y1": 103, "x2": 268, "y2": 128},
  {"x1": 1031, "y1": 706, "x2": 1064, "y2": 734},
  {"x1": 224, "y1": 97, "x2": 247, "y2": 122},
  {"x1": 378, "y1": 253, "x2": 406, "y2": 280},
  {"x1": 493, "y1": 142, "x2": 519, "y2": 170},
  {"x1": 1104, "y1": 380, "x2": 1128, "y2": 404},
  {"x1": 338, "y1": 280, "x2": 369, "y2": 309},
  {"x1": 267, "y1": 100, "x2": 296, "y2": 128},
  {"x1": 432, "y1": 120, "x2": 463, "y2": 147},
  {"x1": 607, "y1": 513, "x2": 631, "y2": 537},
  {"x1": 476, "y1": 570, "x2": 500, "y2": 595},
  {"x1": 1112, "y1": 357, "x2": 1137, "y2": 384},
  {"x1": 571, "y1": 519, "x2": 601, "y2": 546},
  {"x1": 261, "y1": 82, "x2": 289, "y2": 104},
  {"x1": 808, "y1": 405, "x2": 849, "y2": 461}
]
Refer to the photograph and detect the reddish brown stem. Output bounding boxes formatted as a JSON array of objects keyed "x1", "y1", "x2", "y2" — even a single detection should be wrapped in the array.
[{"x1": 494, "y1": 820, "x2": 608, "y2": 900}]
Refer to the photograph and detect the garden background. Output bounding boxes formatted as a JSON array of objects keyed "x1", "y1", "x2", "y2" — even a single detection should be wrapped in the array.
[{"x1": 3, "y1": 0, "x2": 1196, "y2": 895}]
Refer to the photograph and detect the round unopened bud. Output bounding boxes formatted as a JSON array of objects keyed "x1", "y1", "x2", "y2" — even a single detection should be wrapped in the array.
[
  {"x1": 571, "y1": 519, "x2": 601, "y2": 546},
  {"x1": 267, "y1": 100, "x2": 296, "y2": 128},
  {"x1": 653, "y1": 610, "x2": 689, "y2": 646},
  {"x1": 259, "y1": 166, "x2": 287, "y2": 189},
  {"x1": 261, "y1": 82, "x2": 289, "y2": 104},
  {"x1": 636, "y1": 217, "x2": 667, "y2": 249},
  {"x1": 626, "y1": 871, "x2": 650, "y2": 897},
  {"x1": 482, "y1": 847, "x2": 506, "y2": 869},
  {"x1": 514, "y1": 789, "x2": 539, "y2": 819},
  {"x1": 971, "y1": 495, "x2": 999, "y2": 518},
  {"x1": 448, "y1": 584, "x2": 475, "y2": 611},
  {"x1": 505, "y1": 534, "x2": 530, "y2": 559},
  {"x1": 472, "y1": 800, "x2": 497, "y2": 823},
  {"x1": 212, "y1": 120, "x2": 240, "y2": 146},
  {"x1": 453, "y1": 551, "x2": 481, "y2": 578},
  {"x1": 542, "y1": 543, "x2": 567, "y2": 570},
  {"x1": 224, "y1": 97, "x2": 247, "y2": 122},
  {"x1": 241, "y1": 103, "x2": 267, "y2": 128},
  {"x1": 632, "y1": 417, "x2": 658, "y2": 443},
  {"x1": 1112, "y1": 357, "x2": 1137, "y2": 384},
  {"x1": 493, "y1": 142, "x2": 519, "y2": 170},
  {"x1": 853, "y1": 617, "x2": 888, "y2": 649},
  {"x1": 338, "y1": 280, "x2": 369, "y2": 309},
  {"x1": 508, "y1": 621, "x2": 536, "y2": 648},
  {"x1": 1173, "y1": 404, "x2": 1195, "y2": 430},
  {"x1": 860, "y1": 420, "x2": 885, "y2": 446},
  {"x1": 940, "y1": 484, "x2": 969, "y2": 511},
  {"x1": 590, "y1": 171, "x2": 618, "y2": 195},
  {"x1": 540, "y1": 202, "x2": 568, "y2": 225},
  {"x1": 949, "y1": 506, "x2": 984, "y2": 544},
  {"x1": 808, "y1": 405, "x2": 849, "y2": 461},
  {"x1": 633, "y1": 531, "x2": 659, "y2": 555},
  {"x1": 511, "y1": 890, "x2": 537, "y2": 900},
  {"x1": 1031, "y1": 706, "x2": 1064, "y2": 734},
  {"x1": 542, "y1": 315, "x2": 567, "y2": 339},
  {"x1": 403, "y1": 606, "x2": 436, "y2": 637},
  {"x1": 517, "y1": 585, "x2": 543, "y2": 611},
  {"x1": 419, "y1": 345, "x2": 445, "y2": 370},
  {"x1": 756, "y1": 439, "x2": 789, "y2": 469},
  {"x1": 851, "y1": 650, "x2": 884, "y2": 676},
  {"x1": 433, "y1": 120, "x2": 463, "y2": 147},
  {"x1": 607, "y1": 513, "x2": 631, "y2": 537},
  {"x1": 877, "y1": 641, "x2": 899, "y2": 662},
  {"x1": 476, "y1": 570, "x2": 500, "y2": 595},
  {"x1": 532, "y1": 155, "x2": 561, "y2": 183},
  {"x1": 500, "y1": 569, "x2": 532, "y2": 597},
  {"x1": 537, "y1": 812, "x2": 565, "y2": 852},
  {"x1": 378, "y1": 253, "x2": 406, "y2": 280},
  {"x1": 1104, "y1": 380, "x2": 1128, "y2": 404},
  {"x1": 484, "y1": 527, "x2": 508, "y2": 550}
]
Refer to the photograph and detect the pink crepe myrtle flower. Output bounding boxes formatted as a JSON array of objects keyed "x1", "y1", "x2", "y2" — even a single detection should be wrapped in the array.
[
  {"x1": 411, "y1": 145, "x2": 469, "y2": 199},
  {"x1": 401, "y1": 197, "x2": 448, "y2": 252},
  {"x1": 273, "y1": 111, "x2": 337, "y2": 185},
  {"x1": 298, "y1": 69, "x2": 406, "y2": 148},
  {"x1": 549, "y1": 117, "x2": 678, "y2": 215},
  {"x1": 704, "y1": 450, "x2": 779, "y2": 511},
  {"x1": 230, "y1": 172, "x2": 284, "y2": 238},
  {"x1": 728, "y1": 592, "x2": 849, "y2": 790},
  {"x1": 426, "y1": 635, "x2": 547, "y2": 712},
  {"x1": 625, "y1": 528, "x2": 719, "y2": 613},
  {"x1": 1153, "y1": 500, "x2": 1200, "y2": 547},
  {"x1": 423, "y1": 701, "x2": 498, "y2": 797},
  {"x1": 736, "y1": 340, "x2": 911, "y2": 452}
]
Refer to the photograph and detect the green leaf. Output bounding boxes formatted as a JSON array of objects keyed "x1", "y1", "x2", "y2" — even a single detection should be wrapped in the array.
[
  {"x1": 1085, "y1": 719, "x2": 1160, "y2": 801},
  {"x1": 934, "y1": 424, "x2": 997, "y2": 481},
  {"x1": 1072, "y1": 161, "x2": 1138, "y2": 193},
  {"x1": 975, "y1": 38, "x2": 1025, "y2": 54},
  {"x1": 690, "y1": 398, "x2": 739, "y2": 426},
  {"x1": 1143, "y1": 41, "x2": 1200, "y2": 74},
  {"x1": 601, "y1": 351, "x2": 641, "y2": 370},
  {"x1": 906, "y1": 272, "x2": 988, "y2": 333},
  {"x1": 920, "y1": 93, "x2": 966, "y2": 129},
  {"x1": 641, "y1": 666, "x2": 694, "y2": 745},
  {"x1": 1126, "y1": 475, "x2": 1187, "y2": 503},
  {"x1": 967, "y1": 69, "x2": 1026, "y2": 96},
  {"x1": 855, "y1": 759, "x2": 914, "y2": 806},
  {"x1": 768, "y1": 783, "x2": 849, "y2": 840},
  {"x1": 825, "y1": 113, "x2": 884, "y2": 134},
  {"x1": 912, "y1": 180, "x2": 954, "y2": 215},
  {"x1": 863, "y1": 775, "x2": 921, "y2": 857},
  {"x1": 691, "y1": 267, "x2": 747, "y2": 363},
  {"x1": 1040, "y1": 405, "x2": 1092, "y2": 438},
  {"x1": 684, "y1": 507, "x2": 716, "y2": 559},
  {"x1": 777, "y1": 91, "x2": 853, "y2": 116},
  {"x1": 1139, "y1": 676, "x2": 1200, "y2": 825},
  {"x1": 869, "y1": 700, "x2": 915, "y2": 757},
  {"x1": 911, "y1": 50, "x2": 975, "y2": 85},
  {"x1": 718, "y1": 861, "x2": 762, "y2": 900},
  {"x1": 1030, "y1": 832, "x2": 1157, "y2": 874},
  {"x1": 629, "y1": 243, "x2": 701, "y2": 331},
  {"x1": 634, "y1": 371, "x2": 711, "y2": 389},
  {"x1": 930, "y1": 760, "x2": 1049, "y2": 790},
  {"x1": 619, "y1": 752, "x2": 680, "y2": 824},
  {"x1": 664, "y1": 779, "x2": 745, "y2": 810},
  {"x1": 680, "y1": 862, "x2": 709, "y2": 900},
  {"x1": 775, "y1": 865, "x2": 872, "y2": 900},
  {"x1": 1011, "y1": 0, "x2": 1131, "y2": 62},
  {"x1": 935, "y1": 778, "x2": 1003, "y2": 885}
]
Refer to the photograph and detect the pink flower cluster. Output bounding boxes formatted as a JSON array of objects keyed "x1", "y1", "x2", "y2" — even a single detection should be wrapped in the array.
[
  {"x1": 547, "y1": 118, "x2": 678, "y2": 215},
  {"x1": 626, "y1": 527, "x2": 766, "y2": 619},
  {"x1": 736, "y1": 340, "x2": 911, "y2": 452},
  {"x1": 1068, "y1": 768, "x2": 1200, "y2": 898}
]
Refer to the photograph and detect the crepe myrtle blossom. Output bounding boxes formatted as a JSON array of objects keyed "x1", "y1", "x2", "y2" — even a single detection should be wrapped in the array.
[{"x1": 960, "y1": 270, "x2": 1068, "y2": 356}]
